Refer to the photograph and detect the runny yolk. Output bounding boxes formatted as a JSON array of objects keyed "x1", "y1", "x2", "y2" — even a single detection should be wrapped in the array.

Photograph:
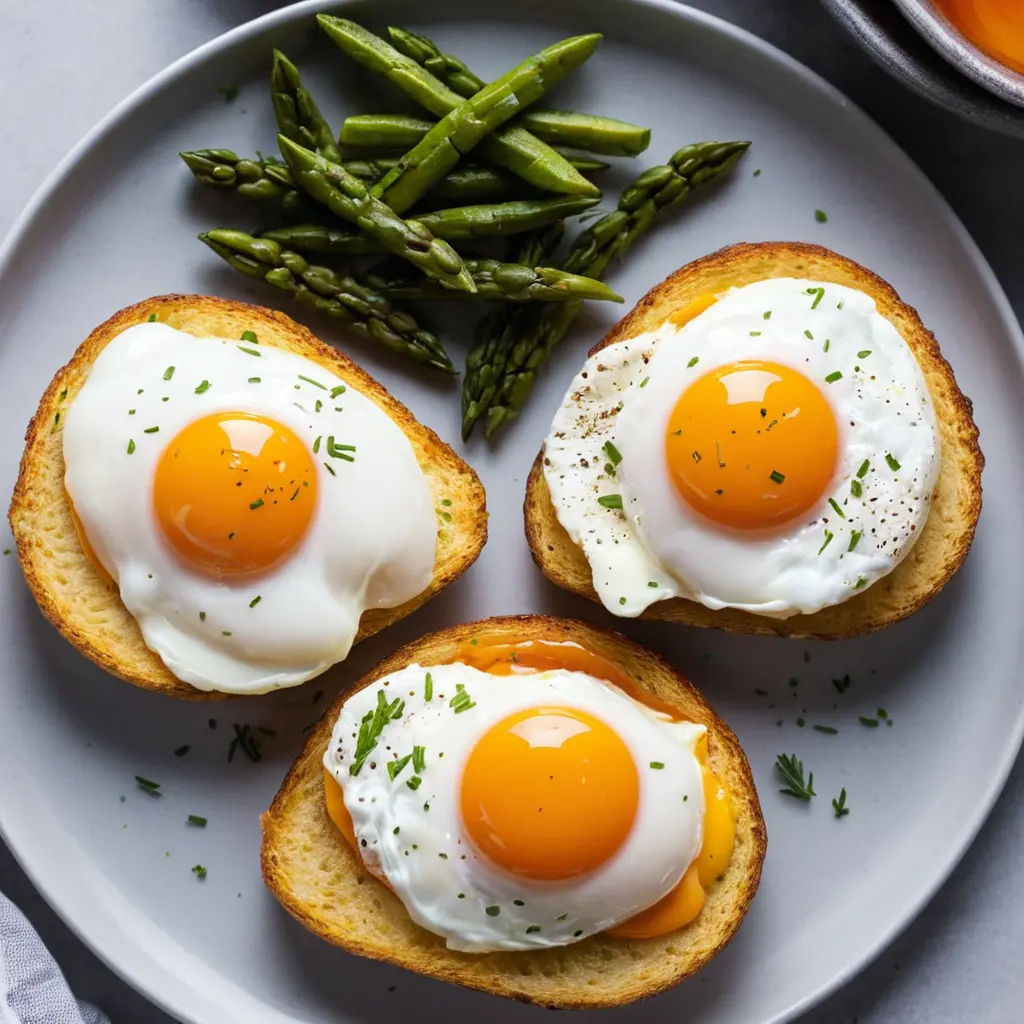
[
  {"x1": 322, "y1": 637, "x2": 736, "y2": 940},
  {"x1": 934, "y1": 0, "x2": 1024, "y2": 74},
  {"x1": 665, "y1": 359, "x2": 839, "y2": 531},
  {"x1": 152, "y1": 411, "x2": 318, "y2": 580},
  {"x1": 669, "y1": 293, "x2": 719, "y2": 327},
  {"x1": 460, "y1": 706, "x2": 639, "y2": 881}
]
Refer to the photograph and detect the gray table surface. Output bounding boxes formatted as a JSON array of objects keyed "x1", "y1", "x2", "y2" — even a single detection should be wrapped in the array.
[{"x1": 2, "y1": 1, "x2": 1021, "y2": 1022}]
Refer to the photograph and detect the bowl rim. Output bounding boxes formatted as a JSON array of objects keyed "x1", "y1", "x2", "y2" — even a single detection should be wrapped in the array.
[{"x1": 892, "y1": 0, "x2": 1024, "y2": 107}]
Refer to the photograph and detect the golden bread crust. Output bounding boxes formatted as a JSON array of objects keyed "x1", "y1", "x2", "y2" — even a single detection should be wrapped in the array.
[
  {"x1": 524, "y1": 242, "x2": 983, "y2": 639},
  {"x1": 9, "y1": 295, "x2": 487, "y2": 698},
  {"x1": 260, "y1": 614, "x2": 766, "y2": 1008}
]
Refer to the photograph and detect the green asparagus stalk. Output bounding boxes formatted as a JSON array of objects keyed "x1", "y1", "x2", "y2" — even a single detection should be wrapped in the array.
[
  {"x1": 260, "y1": 195, "x2": 596, "y2": 255},
  {"x1": 199, "y1": 229, "x2": 455, "y2": 374},
  {"x1": 339, "y1": 114, "x2": 434, "y2": 151},
  {"x1": 317, "y1": 16, "x2": 600, "y2": 198},
  {"x1": 387, "y1": 27, "x2": 651, "y2": 157},
  {"x1": 270, "y1": 51, "x2": 342, "y2": 163},
  {"x1": 366, "y1": 260, "x2": 624, "y2": 303},
  {"x1": 181, "y1": 149, "x2": 522, "y2": 210},
  {"x1": 370, "y1": 33, "x2": 603, "y2": 214},
  {"x1": 277, "y1": 135, "x2": 476, "y2": 293},
  {"x1": 462, "y1": 140, "x2": 751, "y2": 438},
  {"x1": 462, "y1": 224, "x2": 565, "y2": 433}
]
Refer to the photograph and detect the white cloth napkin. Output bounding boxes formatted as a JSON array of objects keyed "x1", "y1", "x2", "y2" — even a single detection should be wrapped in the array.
[{"x1": 0, "y1": 892, "x2": 109, "y2": 1024}]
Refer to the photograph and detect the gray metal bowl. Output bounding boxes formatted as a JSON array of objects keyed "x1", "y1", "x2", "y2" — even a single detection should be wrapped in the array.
[{"x1": 821, "y1": 0, "x2": 1024, "y2": 137}]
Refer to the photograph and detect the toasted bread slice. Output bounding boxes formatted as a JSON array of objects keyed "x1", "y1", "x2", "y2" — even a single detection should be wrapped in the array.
[
  {"x1": 260, "y1": 614, "x2": 766, "y2": 1009},
  {"x1": 525, "y1": 242, "x2": 983, "y2": 640},
  {"x1": 9, "y1": 295, "x2": 487, "y2": 700}
]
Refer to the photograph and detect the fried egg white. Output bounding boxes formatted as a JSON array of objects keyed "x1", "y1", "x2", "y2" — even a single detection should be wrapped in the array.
[
  {"x1": 62, "y1": 322, "x2": 436, "y2": 693},
  {"x1": 324, "y1": 663, "x2": 705, "y2": 952},
  {"x1": 543, "y1": 278, "x2": 941, "y2": 618}
]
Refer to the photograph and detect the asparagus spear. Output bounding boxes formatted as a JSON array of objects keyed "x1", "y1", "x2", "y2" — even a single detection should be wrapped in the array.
[
  {"x1": 462, "y1": 140, "x2": 751, "y2": 438},
  {"x1": 387, "y1": 27, "x2": 651, "y2": 157},
  {"x1": 370, "y1": 33, "x2": 603, "y2": 214},
  {"x1": 317, "y1": 16, "x2": 599, "y2": 198},
  {"x1": 462, "y1": 224, "x2": 565, "y2": 434},
  {"x1": 261, "y1": 195, "x2": 596, "y2": 255},
  {"x1": 181, "y1": 150, "x2": 522, "y2": 209},
  {"x1": 366, "y1": 260, "x2": 624, "y2": 303},
  {"x1": 199, "y1": 229, "x2": 455, "y2": 374},
  {"x1": 277, "y1": 135, "x2": 476, "y2": 293},
  {"x1": 339, "y1": 114, "x2": 434, "y2": 151},
  {"x1": 271, "y1": 51, "x2": 342, "y2": 163}
]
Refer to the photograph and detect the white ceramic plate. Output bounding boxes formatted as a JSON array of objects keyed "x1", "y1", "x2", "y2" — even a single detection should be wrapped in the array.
[{"x1": 0, "y1": 1, "x2": 1019, "y2": 1022}]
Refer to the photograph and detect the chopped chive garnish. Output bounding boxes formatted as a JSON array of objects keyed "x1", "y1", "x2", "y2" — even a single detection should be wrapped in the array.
[
  {"x1": 249, "y1": 595, "x2": 261, "y2": 608},
  {"x1": 147, "y1": 313, "x2": 158, "y2": 322},
  {"x1": 648, "y1": 581, "x2": 659, "y2": 588},
  {"x1": 174, "y1": 745, "x2": 191, "y2": 757},
  {"x1": 406, "y1": 775, "x2": 422, "y2": 791},
  {"x1": 163, "y1": 366, "x2": 175, "y2": 381},
  {"x1": 441, "y1": 498, "x2": 452, "y2": 506},
  {"x1": 298, "y1": 375, "x2": 327, "y2": 390},
  {"x1": 828, "y1": 497, "x2": 846, "y2": 519},
  {"x1": 191, "y1": 864, "x2": 207, "y2": 880},
  {"x1": 315, "y1": 399, "x2": 322, "y2": 413},
  {"x1": 857, "y1": 459, "x2": 870, "y2": 478},
  {"x1": 326, "y1": 436, "x2": 357, "y2": 461},
  {"x1": 128, "y1": 409, "x2": 135, "y2": 415},
  {"x1": 848, "y1": 531, "x2": 862, "y2": 552},
  {"x1": 240, "y1": 330, "x2": 258, "y2": 343},
  {"x1": 187, "y1": 814, "x2": 207, "y2": 827},
  {"x1": 692, "y1": 450, "x2": 702, "y2": 462},
  {"x1": 238, "y1": 346, "x2": 260, "y2": 357},
  {"x1": 412, "y1": 746, "x2": 426, "y2": 773},
  {"x1": 387, "y1": 754, "x2": 412, "y2": 781},
  {"x1": 424, "y1": 672, "x2": 433, "y2": 701},
  {"x1": 330, "y1": 385, "x2": 346, "y2": 398},
  {"x1": 598, "y1": 494, "x2": 623, "y2": 509},
  {"x1": 135, "y1": 775, "x2": 161, "y2": 793},
  {"x1": 526, "y1": 925, "x2": 541, "y2": 934},
  {"x1": 602, "y1": 440, "x2": 622, "y2": 466},
  {"x1": 248, "y1": 377, "x2": 261, "y2": 384},
  {"x1": 194, "y1": 380, "x2": 210, "y2": 394},
  {"x1": 750, "y1": 330, "x2": 762, "y2": 336},
  {"x1": 770, "y1": 470, "x2": 785, "y2": 484},
  {"x1": 850, "y1": 479, "x2": 863, "y2": 497},
  {"x1": 854, "y1": 577, "x2": 868, "y2": 589},
  {"x1": 823, "y1": 339, "x2": 830, "y2": 352},
  {"x1": 859, "y1": 716, "x2": 879, "y2": 728},
  {"x1": 289, "y1": 487, "x2": 299, "y2": 501},
  {"x1": 825, "y1": 371, "x2": 842, "y2": 383},
  {"x1": 250, "y1": 499, "x2": 264, "y2": 510},
  {"x1": 804, "y1": 329, "x2": 814, "y2": 340},
  {"x1": 649, "y1": 761, "x2": 665, "y2": 770},
  {"x1": 764, "y1": 311, "x2": 772, "y2": 319},
  {"x1": 312, "y1": 436, "x2": 322, "y2": 454},
  {"x1": 619, "y1": 597, "x2": 627, "y2": 605},
  {"x1": 323, "y1": 462, "x2": 336, "y2": 476},
  {"x1": 833, "y1": 788, "x2": 850, "y2": 818},
  {"x1": 222, "y1": 630, "x2": 232, "y2": 636},
  {"x1": 813, "y1": 725, "x2": 838, "y2": 735},
  {"x1": 885, "y1": 453, "x2": 901, "y2": 471},
  {"x1": 513, "y1": 899, "x2": 525, "y2": 906},
  {"x1": 815, "y1": 209, "x2": 828, "y2": 223},
  {"x1": 857, "y1": 350, "x2": 871, "y2": 358},
  {"x1": 485, "y1": 906, "x2": 500, "y2": 917},
  {"x1": 639, "y1": 376, "x2": 650, "y2": 388},
  {"x1": 807, "y1": 287, "x2": 825, "y2": 309},
  {"x1": 818, "y1": 530, "x2": 834, "y2": 555},
  {"x1": 127, "y1": 439, "x2": 136, "y2": 454},
  {"x1": 199, "y1": 611, "x2": 206, "y2": 621},
  {"x1": 349, "y1": 690, "x2": 405, "y2": 777},
  {"x1": 143, "y1": 426, "x2": 159, "y2": 434}
]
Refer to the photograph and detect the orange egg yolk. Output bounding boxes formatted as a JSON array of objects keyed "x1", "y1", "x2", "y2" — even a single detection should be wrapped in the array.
[
  {"x1": 322, "y1": 637, "x2": 736, "y2": 940},
  {"x1": 934, "y1": 0, "x2": 1024, "y2": 74},
  {"x1": 666, "y1": 359, "x2": 839, "y2": 531},
  {"x1": 461, "y1": 706, "x2": 639, "y2": 881},
  {"x1": 152, "y1": 411, "x2": 318, "y2": 580}
]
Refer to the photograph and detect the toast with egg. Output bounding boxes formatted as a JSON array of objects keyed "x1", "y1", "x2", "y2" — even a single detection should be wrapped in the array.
[
  {"x1": 525, "y1": 242, "x2": 983, "y2": 639},
  {"x1": 260, "y1": 614, "x2": 766, "y2": 1009},
  {"x1": 9, "y1": 295, "x2": 487, "y2": 700}
]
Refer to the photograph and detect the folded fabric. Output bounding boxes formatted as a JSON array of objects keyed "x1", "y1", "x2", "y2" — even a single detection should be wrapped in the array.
[{"x1": 1, "y1": 891, "x2": 109, "y2": 1024}]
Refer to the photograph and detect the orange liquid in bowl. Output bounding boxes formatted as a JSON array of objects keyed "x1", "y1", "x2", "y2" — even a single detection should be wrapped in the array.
[{"x1": 933, "y1": 0, "x2": 1024, "y2": 74}]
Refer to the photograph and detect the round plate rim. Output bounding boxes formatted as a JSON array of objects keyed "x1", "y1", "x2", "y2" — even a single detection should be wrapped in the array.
[{"x1": 1, "y1": 2, "x2": 1021, "y2": 1022}]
